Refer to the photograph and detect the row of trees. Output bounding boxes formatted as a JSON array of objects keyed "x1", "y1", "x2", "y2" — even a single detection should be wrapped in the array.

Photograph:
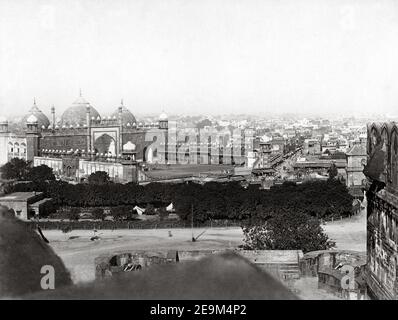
[
  {"x1": 4, "y1": 169, "x2": 353, "y2": 223},
  {"x1": 1, "y1": 160, "x2": 351, "y2": 252},
  {"x1": 0, "y1": 158, "x2": 55, "y2": 182},
  {"x1": 66, "y1": 206, "x2": 148, "y2": 222}
]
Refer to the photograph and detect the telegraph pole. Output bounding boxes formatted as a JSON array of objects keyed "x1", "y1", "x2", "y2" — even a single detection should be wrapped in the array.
[{"x1": 191, "y1": 204, "x2": 195, "y2": 242}]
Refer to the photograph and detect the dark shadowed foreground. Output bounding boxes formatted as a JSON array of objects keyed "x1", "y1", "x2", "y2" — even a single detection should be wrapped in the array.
[
  {"x1": 27, "y1": 253, "x2": 297, "y2": 300},
  {"x1": 1, "y1": 208, "x2": 297, "y2": 300},
  {"x1": 0, "y1": 207, "x2": 72, "y2": 298}
]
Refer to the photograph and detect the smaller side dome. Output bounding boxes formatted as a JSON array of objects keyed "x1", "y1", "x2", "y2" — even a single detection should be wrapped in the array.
[
  {"x1": 22, "y1": 99, "x2": 51, "y2": 128},
  {"x1": 0, "y1": 116, "x2": 8, "y2": 124},
  {"x1": 159, "y1": 111, "x2": 168, "y2": 121},
  {"x1": 111, "y1": 100, "x2": 137, "y2": 126}
]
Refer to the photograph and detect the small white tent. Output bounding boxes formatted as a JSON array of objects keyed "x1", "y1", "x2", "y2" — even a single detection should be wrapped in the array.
[
  {"x1": 166, "y1": 203, "x2": 175, "y2": 212},
  {"x1": 133, "y1": 206, "x2": 145, "y2": 216}
]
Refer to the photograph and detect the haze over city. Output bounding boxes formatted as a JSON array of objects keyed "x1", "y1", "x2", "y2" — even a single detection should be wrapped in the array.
[{"x1": 1, "y1": 0, "x2": 398, "y2": 117}]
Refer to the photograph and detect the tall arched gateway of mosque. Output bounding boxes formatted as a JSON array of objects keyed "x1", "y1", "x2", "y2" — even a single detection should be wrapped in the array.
[{"x1": 93, "y1": 133, "x2": 117, "y2": 155}]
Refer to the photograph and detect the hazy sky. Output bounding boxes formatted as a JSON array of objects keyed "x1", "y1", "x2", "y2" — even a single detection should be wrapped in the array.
[{"x1": 0, "y1": 0, "x2": 398, "y2": 118}]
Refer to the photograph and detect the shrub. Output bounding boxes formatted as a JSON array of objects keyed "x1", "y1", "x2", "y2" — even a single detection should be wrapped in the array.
[
  {"x1": 144, "y1": 204, "x2": 156, "y2": 215},
  {"x1": 92, "y1": 208, "x2": 105, "y2": 221},
  {"x1": 69, "y1": 207, "x2": 80, "y2": 221}
]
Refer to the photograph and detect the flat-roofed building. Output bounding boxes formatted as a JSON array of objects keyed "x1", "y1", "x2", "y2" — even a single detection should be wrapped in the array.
[
  {"x1": 0, "y1": 192, "x2": 52, "y2": 220},
  {"x1": 346, "y1": 143, "x2": 367, "y2": 189},
  {"x1": 303, "y1": 139, "x2": 321, "y2": 155}
]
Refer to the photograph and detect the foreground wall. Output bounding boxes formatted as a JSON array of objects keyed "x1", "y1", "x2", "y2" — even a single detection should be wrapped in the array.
[{"x1": 364, "y1": 122, "x2": 398, "y2": 300}]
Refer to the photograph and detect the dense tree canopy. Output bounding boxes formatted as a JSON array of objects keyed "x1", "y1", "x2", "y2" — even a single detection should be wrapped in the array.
[
  {"x1": 328, "y1": 162, "x2": 338, "y2": 180},
  {"x1": 5, "y1": 178, "x2": 353, "y2": 222},
  {"x1": 0, "y1": 160, "x2": 55, "y2": 183},
  {"x1": 242, "y1": 208, "x2": 334, "y2": 253},
  {"x1": 26, "y1": 165, "x2": 55, "y2": 182},
  {"x1": 0, "y1": 158, "x2": 31, "y2": 180},
  {"x1": 88, "y1": 171, "x2": 111, "y2": 185},
  {"x1": 92, "y1": 208, "x2": 105, "y2": 221}
]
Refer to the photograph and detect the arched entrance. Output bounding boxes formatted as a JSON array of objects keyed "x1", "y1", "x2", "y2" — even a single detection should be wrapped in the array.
[
  {"x1": 143, "y1": 146, "x2": 154, "y2": 163},
  {"x1": 94, "y1": 133, "x2": 117, "y2": 155}
]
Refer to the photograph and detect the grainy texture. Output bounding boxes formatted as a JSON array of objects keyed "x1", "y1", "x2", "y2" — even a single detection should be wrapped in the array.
[
  {"x1": 26, "y1": 252, "x2": 297, "y2": 300},
  {"x1": 1, "y1": 208, "x2": 296, "y2": 300},
  {"x1": 0, "y1": 208, "x2": 72, "y2": 298}
]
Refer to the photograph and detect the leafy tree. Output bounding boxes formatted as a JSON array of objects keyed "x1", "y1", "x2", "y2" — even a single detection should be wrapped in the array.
[
  {"x1": 69, "y1": 207, "x2": 80, "y2": 221},
  {"x1": 0, "y1": 158, "x2": 31, "y2": 180},
  {"x1": 26, "y1": 165, "x2": 55, "y2": 182},
  {"x1": 242, "y1": 208, "x2": 334, "y2": 253},
  {"x1": 88, "y1": 171, "x2": 110, "y2": 185},
  {"x1": 158, "y1": 207, "x2": 169, "y2": 221},
  {"x1": 328, "y1": 162, "x2": 338, "y2": 180},
  {"x1": 110, "y1": 206, "x2": 126, "y2": 221},
  {"x1": 145, "y1": 204, "x2": 156, "y2": 215}
]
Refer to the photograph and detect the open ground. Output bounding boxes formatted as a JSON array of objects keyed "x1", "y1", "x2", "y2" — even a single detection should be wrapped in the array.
[{"x1": 46, "y1": 208, "x2": 366, "y2": 298}]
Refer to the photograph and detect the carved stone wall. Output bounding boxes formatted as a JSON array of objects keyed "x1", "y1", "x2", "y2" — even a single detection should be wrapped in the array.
[{"x1": 365, "y1": 122, "x2": 398, "y2": 300}]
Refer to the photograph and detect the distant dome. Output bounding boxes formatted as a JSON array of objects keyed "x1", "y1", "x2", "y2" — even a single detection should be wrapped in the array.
[
  {"x1": 159, "y1": 111, "x2": 168, "y2": 121},
  {"x1": 27, "y1": 114, "x2": 38, "y2": 123},
  {"x1": 123, "y1": 141, "x2": 136, "y2": 151},
  {"x1": 61, "y1": 92, "x2": 100, "y2": 125},
  {"x1": 22, "y1": 100, "x2": 50, "y2": 128},
  {"x1": 111, "y1": 100, "x2": 137, "y2": 126},
  {"x1": 0, "y1": 116, "x2": 7, "y2": 124}
]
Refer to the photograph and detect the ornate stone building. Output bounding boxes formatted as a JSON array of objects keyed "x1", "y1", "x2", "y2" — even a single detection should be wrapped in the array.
[
  {"x1": 0, "y1": 116, "x2": 28, "y2": 165},
  {"x1": 364, "y1": 122, "x2": 398, "y2": 299},
  {"x1": 1, "y1": 93, "x2": 252, "y2": 183},
  {"x1": 0, "y1": 93, "x2": 168, "y2": 182}
]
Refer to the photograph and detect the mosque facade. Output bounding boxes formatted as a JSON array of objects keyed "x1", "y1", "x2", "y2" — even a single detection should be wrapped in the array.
[
  {"x1": 1, "y1": 92, "x2": 254, "y2": 183},
  {"x1": 0, "y1": 93, "x2": 169, "y2": 183}
]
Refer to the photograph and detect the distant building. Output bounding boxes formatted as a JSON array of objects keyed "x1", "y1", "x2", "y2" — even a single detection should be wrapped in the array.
[
  {"x1": 303, "y1": 139, "x2": 321, "y2": 155},
  {"x1": 270, "y1": 136, "x2": 286, "y2": 154},
  {"x1": 249, "y1": 142, "x2": 282, "y2": 176},
  {"x1": 346, "y1": 143, "x2": 367, "y2": 188},
  {"x1": 364, "y1": 122, "x2": 398, "y2": 300},
  {"x1": 0, "y1": 117, "x2": 28, "y2": 165},
  {"x1": 292, "y1": 157, "x2": 346, "y2": 178}
]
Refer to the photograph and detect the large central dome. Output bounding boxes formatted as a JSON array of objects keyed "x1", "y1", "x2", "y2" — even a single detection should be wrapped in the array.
[{"x1": 61, "y1": 93, "x2": 100, "y2": 126}]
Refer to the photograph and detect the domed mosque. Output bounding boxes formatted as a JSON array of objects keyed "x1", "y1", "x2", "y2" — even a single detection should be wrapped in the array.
[
  {"x1": 111, "y1": 99, "x2": 137, "y2": 126},
  {"x1": 1, "y1": 91, "x2": 173, "y2": 184},
  {"x1": 60, "y1": 90, "x2": 100, "y2": 126},
  {"x1": 21, "y1": 99, "x2": 50, "y2": 129}
]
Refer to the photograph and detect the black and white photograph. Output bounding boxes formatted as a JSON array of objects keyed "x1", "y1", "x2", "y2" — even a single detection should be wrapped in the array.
[{"x1": 0, "y1": 0, "x2": 397, "y2": 305}]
